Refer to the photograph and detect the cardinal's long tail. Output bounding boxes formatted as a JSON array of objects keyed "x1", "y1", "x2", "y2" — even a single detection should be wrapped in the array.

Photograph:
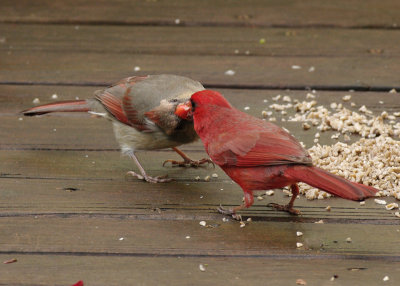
[
  {"x1": 22, "y1": 100, "x2": 90, "y2": 116},
  {"x1": 285, "y1": 165, "x2": 378, "y2": 201}
]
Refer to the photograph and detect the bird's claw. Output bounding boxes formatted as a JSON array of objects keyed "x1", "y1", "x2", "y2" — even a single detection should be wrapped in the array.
[
  {"x1": 127, "y1": 171, "x2": 173, "y2": 183},
  {"x1": 163, "y1": 158, "x2": 215, "y2": 168},
  {"x1": 217, "y1": 205, "x2": 242, "y2": 220},
  {"x1": 267, "y1": 203, "x2": 301, "y2": 215}
]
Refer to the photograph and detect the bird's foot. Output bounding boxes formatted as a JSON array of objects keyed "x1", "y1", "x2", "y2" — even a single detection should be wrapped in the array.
[
  {"x1": 267, "y1": 203, "x2": 301, "y2": 215},
  {"x1": 163, "y1": 158, "x2": 215, "y2": 168},
  {"x1": 127, "y1": 171, "x2": 173, "y2": 183},
  {"x1": 217, "y1": 205, "x2": 242, "y2": 220}
]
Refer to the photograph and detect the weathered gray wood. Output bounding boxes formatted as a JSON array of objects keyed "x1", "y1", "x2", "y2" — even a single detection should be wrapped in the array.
[
  {"x1": 1, "y1": 254, "x2": 398, "y2": 286},
  {"x1": 1, "y1": 50, "x2": 400, "y2": 89},
  {"x1": 1, "y1": 0, "x2": 400, "y2": 28},
  {"x1": 1, "y1": 24, "x2": 400, "y2": 57},
  {"x1": 0, "y1": 216, "x2": 399, "y2": 256},
  {"x1": 0, "y1": 155, "x2": 398, "y2": 223}
]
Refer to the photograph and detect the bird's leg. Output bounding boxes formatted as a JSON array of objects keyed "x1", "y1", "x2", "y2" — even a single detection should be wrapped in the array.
[
  {"x1": 163, "y1": 147, "x2": 215, "y2": 168},
  {"x1": 218, "y1": 191, "x2": 254, "y2": 220},
  {"x1": 126, "y1": 151, "x2": 173, "y2": 183},
  {"x1": 268, "y1": 184, "x2": 301, "y2": 215}
]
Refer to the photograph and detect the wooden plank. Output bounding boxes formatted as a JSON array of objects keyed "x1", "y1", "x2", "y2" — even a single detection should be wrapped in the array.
[
  {"x1": 0, "y1": 162, "x2": 398, "y2": 222},
  {"x1": 0, "y1": 216, "x2": 399, "y2": 256},
  {"x1": 1, "y1": 50, "x2": 399, "y2": 89},
  {"x1": 2, "y1": 85, "x2": 399, "y2": 150},
  {"x1": 1, "y1": 0, "x2": 399, "y2": 28},
  {"x1": 1, "y1": 24, "x2": 400, "y2": 57},
  {"x1": 1, "y1": 255, "x2": 398, "y2": 286}
]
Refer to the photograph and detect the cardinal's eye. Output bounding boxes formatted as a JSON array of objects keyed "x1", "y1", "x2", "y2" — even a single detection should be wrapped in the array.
[{"x1": 191, "y1": 100, "x2": 196, "y2": 111}]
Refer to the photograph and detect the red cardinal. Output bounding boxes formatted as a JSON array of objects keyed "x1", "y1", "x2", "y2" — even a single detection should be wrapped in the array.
[
  {"x1": 22, "y1": 74, "x2": 212, "y2": 183},
  {"x1": 175, "y1": 90, "x2": 378, "y2": 215}
]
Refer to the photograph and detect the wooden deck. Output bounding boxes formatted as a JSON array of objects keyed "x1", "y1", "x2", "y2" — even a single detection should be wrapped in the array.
[{"x1": 1, "y1": 1, "x2": 400, "y2": 285}]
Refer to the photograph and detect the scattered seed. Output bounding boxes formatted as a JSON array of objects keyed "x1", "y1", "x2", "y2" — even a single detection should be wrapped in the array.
[
  {"x1": 360, "y1": 201, "x2": 366, "y2": 206},
  {"x1": 302, "y1": 122, "x2": 311, "y2": 130},
  {"x1": 296, "y1": 278, "x2": 307, "y2": 285},
  {"x1": 32, "y1": 98, "x2": 40, "y2": 104},
  {"x1": 259, "y1": 38, "x2": 266, "y2": 44},
  {"x1": 265, "y1": 190, "x2": 274, "y2": 196},
  {"x1": 257, "y1": 195, "x2": 264, "y2": 201},
  {"x1": 51, "y1": 94, "x2": 58, "y2": 99},
  {"x1": 195, "y1": 176, "x2": 201, "y2": 181},
  {"x1": 199, "y1": 221, "x2": 207, "y2": 227},
  {"x1": 314, "y1": 220, "x2": 324, "y2": 224},
  {"x1": 292, "y1": 65, "x2": 302, "y2": 70},
  {"x1": 225, "y1": 69, "x2": 235, "y2": 76},
  {"x1": 133, "y1": 66, "x2": 141, "y2": 72},
  {"x1": 174, "y1": 18, "x2": 180, "y2": 24},
  {"x1": 385, "y1": 203, "x2": 399, "y2": 210},
  {"x1": 374, "y1": 199, "x2": 387, "y2": 205},
  {"x1": 306, "y1": 93, "x2": 315, "y2": 99},
  {"x1": 244, "y1": 106, "x2": 250, "y2": 110},
  {"x1": 3, "y1": 258, "x2": 17, "y2": 264},
  {"x1": 204, "y1": 175, "x2": 210, "y2": 182},
  {"x1": 199, "y1": 264, "x2": 206, "y2": 272},
  {"x1": 342, "y1": 95, "x2": 352, "y2": 101},
  {"x1": 119, "y1": 237, "x2": 124, "y2": 241},
  {"x1": 394, "y1": 212, "x2": 400, "y2": 218},
  {"x1": 383, "y1": 276, "x2": 389, "y2": 281},
  {"x1": 325, "y1": 205, "x2": 331, "y2": 211},
  {"x1": 296, "y1": 231, "x2": 303, "y2": 237},
  {"x1": 240, "y1": 221, "x2": 246, "y2": 228},
  {"x1": 346, "y1": 237, "x2": 352, "y2": 243},
  {"x1": 186, "y1": 236, "x2": 190, "y2": 239},
  {"x1": 246, "y1": 218, "x2": 252, "y2": 222},
  {"x1": 389, "y1": 89, "x2": 397, "y2": 93},
  {"x1": 308, "y1": 66, "x2": 315, "y2": 72},
  {"x1": 296, "y1": 242, "x2": 303, "y2": 248}
]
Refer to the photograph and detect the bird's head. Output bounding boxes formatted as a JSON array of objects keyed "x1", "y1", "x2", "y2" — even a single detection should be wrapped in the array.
[{"x1": 175, "y1": 90, "x2": 231, "y2": 120}]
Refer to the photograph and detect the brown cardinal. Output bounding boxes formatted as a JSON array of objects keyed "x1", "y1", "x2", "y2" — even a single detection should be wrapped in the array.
[
  {"x1": 22, "y1": 74, "x2": 212, "y2": 183},
  {"x1": 175, "y1": 90, "x2": 378, "y2": 215}
]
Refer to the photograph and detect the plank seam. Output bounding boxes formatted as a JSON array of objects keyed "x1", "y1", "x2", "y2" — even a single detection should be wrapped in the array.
[
  {"x1": 1, "y1": 250, "x2": 399, "y2": 261},
  {"x1": 1, "y1": 81, "x2": 400, "y2": 92},
  {"x1": 1, "y1": 19, "x2": 399, "y2": 30}
]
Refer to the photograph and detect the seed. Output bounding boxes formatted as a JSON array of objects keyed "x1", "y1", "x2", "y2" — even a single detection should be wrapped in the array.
[
  {"x1": 374, "y1": 199, "x2": 387, "y2": 205},
  {"x1": 265, "y1": 190, "x2": 275, "y2": 196},
  {"x1": 199, "y1": 264, "x2": 206, "y2": 272}
]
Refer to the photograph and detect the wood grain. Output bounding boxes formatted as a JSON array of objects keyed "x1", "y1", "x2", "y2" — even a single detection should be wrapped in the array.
[
  {"x1": 1, "y1": 255, "x2": 398, "y2": 286},
  {"x1": 1, "y1": 0, "x2": 400, "y2": 28},
  {"x1": 2, "y1": 50, "x2": 400, "y2": 89},
  {"x1": 1, "y1": 24, "x2": 399, "y2": 57}
]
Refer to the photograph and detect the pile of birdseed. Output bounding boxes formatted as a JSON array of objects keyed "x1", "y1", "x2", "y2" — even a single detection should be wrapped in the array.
[
  {"x1": 300, "y1": 135, "x2": 400, "y2": 200},
  {"x1": 262, "y1": 93, "x2": 400, "y2": 201}
]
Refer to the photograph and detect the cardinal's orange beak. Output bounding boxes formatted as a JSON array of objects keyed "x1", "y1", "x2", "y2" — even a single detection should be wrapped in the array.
[{"x1": 175, "y1": 101, "x2": 193, "y2": 120}]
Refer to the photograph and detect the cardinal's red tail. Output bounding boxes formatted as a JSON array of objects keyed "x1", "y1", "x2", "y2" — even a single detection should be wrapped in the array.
[
  {"x1": 22, "y1": 100, "x2": 90, "y2": 116},
  {"x1": 286, "y1": 165, "x2": 378, "y2": 201}
]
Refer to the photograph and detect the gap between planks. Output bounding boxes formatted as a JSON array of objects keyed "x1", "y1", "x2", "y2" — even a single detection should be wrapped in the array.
[
  {"x1": 1, "y1": 81, "x2": 399, "y2": 92},
  {"x1": 1, "y1": 250, "x2": 400, "y2": 261}
]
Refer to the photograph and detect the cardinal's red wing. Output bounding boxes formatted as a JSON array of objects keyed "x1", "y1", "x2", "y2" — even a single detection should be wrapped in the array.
[{"x1": 207, "y1": 115, "x2": 312, "y2": 167}]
